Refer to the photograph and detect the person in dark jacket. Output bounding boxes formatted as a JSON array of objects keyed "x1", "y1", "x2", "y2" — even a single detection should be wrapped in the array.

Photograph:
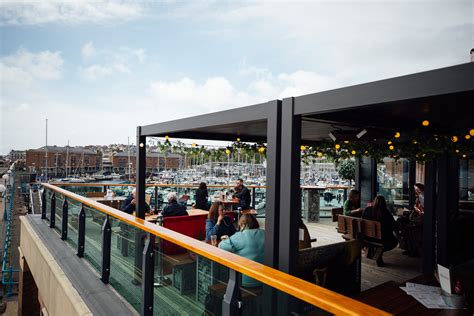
[
  {"x1": 195, "y1": 182, "x2": 209, "y2": 210},
  {"x1": 121, "y1": 188, "x2": 150, "y2": 215},
  {"x1": 362, "y1": 195, "x2": 398, "y2": 266},
  {"x1": 205, "y1": 202, "x2": 236, "y2": 242},
  {"x1": 162, "y1": 192, "x2": 188, "y2": 217},
  {"x1": 232, "y1": 179, "x2": 251, "y2": 209}
]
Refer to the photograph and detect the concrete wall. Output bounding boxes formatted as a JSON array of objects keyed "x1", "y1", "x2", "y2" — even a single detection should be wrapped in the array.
[{"x1": 19, "y1": 217, "x2": 92, "y2": 316}]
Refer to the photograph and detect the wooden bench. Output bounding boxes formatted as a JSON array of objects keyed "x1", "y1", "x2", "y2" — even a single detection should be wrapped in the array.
[
  {"x1": 337, "y1": 215, "x2": 384, "y2": 262},
  {"x1": 332, "y1": 207, "x2": 343, "y2": 222}
]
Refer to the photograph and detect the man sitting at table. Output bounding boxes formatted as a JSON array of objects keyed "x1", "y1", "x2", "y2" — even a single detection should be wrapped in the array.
[
  {"x1": 162, "y1": 192, "x2": 188, "y2": 217},
  {"x1": 121, "y1": 188, "x2": 150, "y2": 215},
  {"x1": 232, "y1": 178, "x2": 251, "y2": 209}
]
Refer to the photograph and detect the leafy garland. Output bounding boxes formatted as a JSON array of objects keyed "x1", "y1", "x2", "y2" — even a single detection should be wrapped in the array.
[
  {"x1": 146, "y1": 131, "x2": 473, "y2": 164},
  {"x1": 302, "y1": 134, "x2": 473, "y2": 163}
]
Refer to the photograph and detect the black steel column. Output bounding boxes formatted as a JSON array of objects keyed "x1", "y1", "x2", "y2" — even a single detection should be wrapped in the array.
[
  {"x1": 141, "y1": 233, "x2": 155, "y2": 316},
  {"x1": 101, "y1": 215, "x2": 112, "y2": 284},
  {"x1": 251, "y1": 187, "x2": 256, "y2": 209},
  {"x1": 264, "y1": 100, "x2": 281, "y2": 269},
  {"x1": 422, "y1": 159, "x2": 436, "y2": 273},
  {"x1": 77, "y1": 204, "x2": 85, "y2": 257},
  {"x1": 154, "y1": 186, "x2": 159, "y2": 212},
  {"x1": 279, "y1": 97, "x2": 300, "y2": 274},
  {"x1": 61, "y1": 197, "x2": 68, "y2": 240},
  {"x1": 222, "y1": 270, "x2": 242, "y2": 316},
  {"x1": 408, "y1": 159, "x2": 417, "y2": 209},
  {"x1": 357, "y1": 157, "x2": 377, "y2": 207},
  {"x1": 41, "y1": 189, "x2": 46, "y2": 219},
  {"x1": 136, "y1": 126, "x2": 147, "y2": 219},
  {"x1": 50, "y1": 193, "x2": 56, "y2": 228}
]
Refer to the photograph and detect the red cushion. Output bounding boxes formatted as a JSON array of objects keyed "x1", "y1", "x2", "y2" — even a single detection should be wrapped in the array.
[{"x1": 161, "y1": 214, "x2": 207, "y2": 254}]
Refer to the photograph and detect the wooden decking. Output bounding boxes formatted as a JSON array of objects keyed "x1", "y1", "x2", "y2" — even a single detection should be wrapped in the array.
[{"x1": 305, "y1": 218, "x2": 422, "y2": 291}]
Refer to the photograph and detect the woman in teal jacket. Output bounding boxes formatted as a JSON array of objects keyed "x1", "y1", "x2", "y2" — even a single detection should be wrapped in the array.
[{"x1": 218, "y1": 214, "x2": 265, "y2": 287}]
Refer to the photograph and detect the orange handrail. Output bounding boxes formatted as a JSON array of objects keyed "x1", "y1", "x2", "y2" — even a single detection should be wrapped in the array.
[{"x1": 41, "y1": 183, "x2": 388, "y2": 316}]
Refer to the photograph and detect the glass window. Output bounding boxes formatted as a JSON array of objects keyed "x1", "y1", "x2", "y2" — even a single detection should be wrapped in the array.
[
  {"x1": 377, "y1": 158, "x2": 410, "y2": 209},
  {"x1": 459, "y1": 156, "x2": 474, "y2": 211}
]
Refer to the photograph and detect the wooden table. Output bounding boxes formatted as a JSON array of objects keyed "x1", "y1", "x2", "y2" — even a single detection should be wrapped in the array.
[
  {"x1": 356, "y1": 274, "x2": 470, "y2": 315},
  {"x1": 89, "y1": 196, "x2": 127, "y2": 209},
  {"x1": 146, "y1": 208, "x2": 209, "y2": 223}
]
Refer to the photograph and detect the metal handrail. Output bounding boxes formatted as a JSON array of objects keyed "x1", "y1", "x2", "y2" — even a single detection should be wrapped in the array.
[{"x1": 42, "y1": 183, "x2": 387, "y2": 316}]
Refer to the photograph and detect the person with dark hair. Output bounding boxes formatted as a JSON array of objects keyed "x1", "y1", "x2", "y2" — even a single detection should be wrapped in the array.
[
  {"x1": 219, "y1": 214, "x2": 264, "y2": 287},
  {"x1": 362, "y1": 195, "x2": 398, "y2": 266},
  {"x1": 205, "y1": 202, "x2": 236, "y2": 242},
  {"x1": 162, "y1": 192, "x2": 188, "y2": 217},
  {"x1": 121, "y1": 188, "x2": 150, "y2": 215},
  {"x1": 410, "y1": 183, "x2": 425, "y2": 222},
  {"x1": 232, "y1": 178, "x2": 251, "y2": 209},
  {"x1": 195, "y1": 182, "x2": 209, "y2": 210},
  {"x1": 343, "y1": 189, "x2": 361, "y2": 216}
]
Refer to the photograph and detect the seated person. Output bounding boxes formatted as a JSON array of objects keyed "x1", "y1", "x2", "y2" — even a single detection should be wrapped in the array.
[
  {"x1": 219, "y1": 214, "x2": 264, "y2": 288},
  {"x1": 362, "y1": 195, "x2": 398, "y2": 266},
  {"x1": 343, "y1": 189, "x2": 361, "y2": 216},
  {"x1": 162, "y1": 192, "x2": 188, "y2": 217},
  {"x1": 205, "y1": 202, "x2": 236, "y2": 242},
  {"x1": 232, "y1": 178, "x2": 251, "y2": 209},
  {"x1": 195, "y1": 182, "x2": 210, "y2": 210},
  {"x1": 120, "y1": 188, "x2": 150, "y2": 215}
]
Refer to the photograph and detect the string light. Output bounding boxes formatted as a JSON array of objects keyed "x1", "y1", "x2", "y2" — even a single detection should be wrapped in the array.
[
  {"x1": 394, "y1": 132, "x2": 401, "y2": 138},
  {"x1": 412, "y1": 140, "x2": 418, "y2": 144},
  {"x1": 192, "y1": 143, "x2": 197, "y2": 147},
  {"x1": 422, "y1": 120, "x2": 430, "y2": 127},
  {"x1": 389, "y1": 145, "x2": 394, "y2": 150},
  {"x1": 236, "y1": 138, "x2": 241, "y2": 142},
  {"x1": 462, "y1": 154, "x2": 467, "y2": 158},
  {"x1": 317, "y1": 152, "x2": 323, "y2": 157},
  {"x1": 139, "y1": 143, "x2": 144, "y2": 148},
  {"x1": 300, "y1": 145, "x2": 306, "y2": 151},
  {"x1": 466, "y1": 135, "x2": 471, "y2": 140},
  {"x1": 455, "y1": 149, "x2": 460, "y2": 153},
  {"x1": 451, "y1": 136, "x2": 458, "y2": 143},
  {"x1": 165, "y1": 135, "x2": 169, "y2": 140},
  {"x1": 344, "y1": 140, "x2": 349, "y2": 144},
  {"x1": 351, "y1": 150, "x2": 356, "y2": 155},
  {"x1": 470, "y1": 129, "x2": 474, "y2": 136},
  {"x1": 258, "y1": 147, "x2": 265, "y2": 154},
  {"x1": 335, "y1": 144, "x2": 341, "y2": 150},
  {"x1": 387, "y1": 141, "x2": 392, "y2": 145},
  {"x1": 225, "y1": 149, "x2": 231, "y2": 155}
]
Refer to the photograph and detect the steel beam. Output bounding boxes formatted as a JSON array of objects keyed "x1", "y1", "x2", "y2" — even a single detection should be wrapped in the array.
[
  {"x1": 222, "y1": 269, "x2": 242, "y2": 316},
  {"x1": 61, "y1": 197, "x2": 68, "y2": 240},
  {"x1": 50, "y1": 192, "x2": 56, "y2": 228},
  {"x1": 77, "y1": 204, "x2": 85, "y2": 257},
  {"x1": 136, "y1": 126, "x2": 146, "y2": 219},
  {"x1": 101, "y1": 215, "x2": 112, "y2": 284},
  {"x1": 141, "y1": 233, "x2": 155, "y2": 316},
  {"x1": 422, "y1": 159, "x2": 436, "y2": 273},
  {"x1": 278, "y1": 97, "x2": 301, "y2": 274}
]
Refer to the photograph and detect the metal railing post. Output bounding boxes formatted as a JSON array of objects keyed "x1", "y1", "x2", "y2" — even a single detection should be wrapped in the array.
[
  {"x1": 101, "y1": 215, "x2": 112, "y2": 284},
  {"x1": 61, "y1": 197, "x2": 68, "y2": 240},
  {"x1": 251, "y1": 187, "x2": 256, "y2": 209},
  {"x1": 50, "y1": 192, "x2": 56, "y2": 228},
  {"x1": 77, "y1": 204, "x2": 85, "y2": 257},
  {"x1": 41, "y1": 189, "x2": 47, "y2": 219},
  {"x1": 154, "y1": 186, "x2": 159, "y2": 212},
  {"x1": 222, "y1": 269, "x2": 242, "y2": 316},
  {"x1": 141, "y1": 233, "x2": 155, "y2": 316}
]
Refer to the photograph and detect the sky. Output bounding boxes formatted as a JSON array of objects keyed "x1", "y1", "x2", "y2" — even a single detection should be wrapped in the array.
[{"x1": 0, "y1": 0, "x2": 472, "y2": 155}]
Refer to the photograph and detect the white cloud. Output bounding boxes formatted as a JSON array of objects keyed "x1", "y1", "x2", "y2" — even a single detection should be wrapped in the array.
[
  {"x1": 79, "y1": 45, "x2": 146, "y2": 80},
  {"x1": 81, "y1": 42, "x2": 96, "y2": 59},
  {"x1": 0, "y1": 49, "x2": 64, "y2": 87},
  {"x1": 80, "y1": 64, "x2": 114, "y2": 80},
  {"x1": 0, "y1": 0, "x2": 145, "y2": 25}
]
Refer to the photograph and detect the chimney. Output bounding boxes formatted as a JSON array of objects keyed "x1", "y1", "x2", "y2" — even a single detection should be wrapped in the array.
[{"x1": 471, "y1": 48, "x2": 474, "y2": 62}]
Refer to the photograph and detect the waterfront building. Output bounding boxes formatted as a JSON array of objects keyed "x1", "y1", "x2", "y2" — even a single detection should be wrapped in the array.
[{"x1": 111, "y1": 152, "x2": 186, "y2": 173}]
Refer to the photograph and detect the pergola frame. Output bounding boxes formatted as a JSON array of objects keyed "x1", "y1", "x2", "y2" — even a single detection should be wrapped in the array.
[
  {"x1": 137, "y1": 100, "x2": 283, "y2": 268},
  {"x1": 136, "y1": 62, "x2": 474, "y2": 278},
  {"x1": 279, "y1": 62, "x2": 474, "y2": 274}
]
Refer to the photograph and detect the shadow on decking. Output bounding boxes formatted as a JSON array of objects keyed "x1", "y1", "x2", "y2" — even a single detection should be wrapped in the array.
[{"x1": 305, "y1": 218, "x2": 422, "y2": 292}]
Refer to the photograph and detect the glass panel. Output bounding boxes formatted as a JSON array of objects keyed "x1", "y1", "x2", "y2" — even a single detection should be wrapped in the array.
[
  {"x1": 109, "y1": 218, "x2": 142, "y2": 312},
  {"x1": 66, "y1": 199, "x2": 82, "y2": 249},
  {"x1": 459, "y1": 157, "x2": 474, "y2": 211},
  {"x1": 45, "y1": 189, "x2": 51, "y2": 221},
  {"x1": 83, "y1": 205, "x2": 105, "y2": 272},
  {"x1": 54, "y1": 193, "x2": 64, "y2": 234},
  {"x1": 377, "y1": 158, "x2": 409, "y2": 211},
  {"x1": 152, "y1": 238, "x2": 230, "y2": 315}
]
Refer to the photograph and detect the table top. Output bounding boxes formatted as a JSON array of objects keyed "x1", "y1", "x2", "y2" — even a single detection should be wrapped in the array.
[
  {"x1": 145, "y1": 208, "x2": 209, "y2": 222},
  {"x1": 89, "y1": 196, "x2": 127, "y2": 202},
  {"x1": 357, "y1": 274, "x2": 470, "y2": 315},
  {"x1": 221, "y1": 199, "x2": 240, "y2": 205}
]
